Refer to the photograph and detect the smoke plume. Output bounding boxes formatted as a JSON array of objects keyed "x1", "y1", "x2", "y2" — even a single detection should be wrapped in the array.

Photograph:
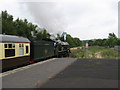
[{"x1": 24, "y1": 2, "x2": 68, "y2": 34}]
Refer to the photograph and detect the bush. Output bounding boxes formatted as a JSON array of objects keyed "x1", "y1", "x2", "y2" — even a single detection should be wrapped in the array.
[
  {"x1": 70, "y1": 46, "x2": 120, "y2": 59},
  {"x1": 101, "y1": 49, "x2": 119, "y2": 59},
  {"x1": 70, "y1": 53, "x2": 78, "y2": 58}
]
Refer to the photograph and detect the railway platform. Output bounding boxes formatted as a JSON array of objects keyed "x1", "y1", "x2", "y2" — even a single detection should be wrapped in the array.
[
  {"x1": 1, "y1": 58, "x2": 118, "y2": 89},
  {"x1": 42, "y1": 58, "x2": 118, "y2": 88},
  {"x1": 2, "y1": 58, "x2": 76, "y2": 88}
]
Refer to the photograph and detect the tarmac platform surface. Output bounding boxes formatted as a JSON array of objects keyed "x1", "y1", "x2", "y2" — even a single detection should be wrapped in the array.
[
  {"x1": 2, "y1": 58, "x2": 76, "y2": 88},
  {"x1": 2, "y1": 58, "x2": 118, "y2": 88},
  {"x1": 41, "y1": 58, "x2": 118, "y2": 88}
]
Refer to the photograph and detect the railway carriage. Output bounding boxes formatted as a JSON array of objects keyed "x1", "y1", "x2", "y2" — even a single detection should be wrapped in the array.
[
  {"x1": 0, "y1": 34, "x2": 30, "y2": 71},
  {"x1": 0, "y1": 34, "x2": 70, "y2": 72}
]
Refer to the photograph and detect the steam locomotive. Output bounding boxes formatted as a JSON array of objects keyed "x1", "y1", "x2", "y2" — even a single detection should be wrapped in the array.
[{"x1": 0, "y1": 34, "x2": 70, "y2": 72}]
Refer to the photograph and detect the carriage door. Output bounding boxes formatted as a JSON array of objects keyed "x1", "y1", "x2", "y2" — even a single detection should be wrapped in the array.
[{"x1": 25, "y1": 44, "x2": 30, "y2": 55}]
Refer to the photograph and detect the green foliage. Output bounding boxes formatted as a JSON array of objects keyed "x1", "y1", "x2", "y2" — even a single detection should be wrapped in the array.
[
  {"x1": 70, "y1": 46, "x2": 120, "y2": 59},
  {"x1": 66, "y1": 34, "x2": 82, "y2": 48},
  {"x1": 88, "y1": 40, "x2": 94, "y2": 46},
  {"x1": 117, "y1": 39, "x2": 120, "y2": 45},
  {"x1": 107, "y1": 33, "x2": 118, "y2": 48},
  {"x1": 2, "y1": 11, "x2": 17, "y2": 35},
  {"x1": 84, "y1": 33, "x2": 119, "y2": 48},
  {"x1": 35, "y1": 29, "x2": 51, "y2": 40},
  {"x1": 70, "y1": 53, "x2": 78, "y2": 58},
  {"x1": 1, "y1": 10, "x2": 51, "y2": 41},
  {"x1": 14, "y1": 18, "x2": 34, "y2": 40},
  {"x1": 74, "y1": 38, "x2": 82, "y2": 46},
  {"x1": 101, "y1": 49, "x2": 120, "y2": 59},
  {"x1": 66, "y1": 34, "x2": 75, "y2": 47}
]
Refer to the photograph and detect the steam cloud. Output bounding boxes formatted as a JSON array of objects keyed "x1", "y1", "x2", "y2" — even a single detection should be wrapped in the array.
[{"x1": 25, "y1": 2, "x2": 68, "y2": 34}]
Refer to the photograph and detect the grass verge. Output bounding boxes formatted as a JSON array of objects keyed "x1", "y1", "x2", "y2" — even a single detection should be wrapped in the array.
[{"x1": 70, "y1": 46, "x2": 120, "y2": 59}]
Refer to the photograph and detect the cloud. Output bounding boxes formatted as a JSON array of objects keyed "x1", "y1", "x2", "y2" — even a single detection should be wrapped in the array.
[
  {"x1": 24, "y1": 2, "x2": 68, "y2": 34},
  {"x1": 0, "y1": 0, "x2": 119, "y2": 40},
  {"x1": 0, "y1": 0, "x2": 34, "y2": 22},
  {"x1": 62, "y1": 0, "x2": 118, "y2": 40},
  {"x1": 24, "y1": 0, "x2": 118, "y2": 40}
]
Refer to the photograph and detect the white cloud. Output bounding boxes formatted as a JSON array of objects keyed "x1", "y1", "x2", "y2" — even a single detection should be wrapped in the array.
[
  {"x1": 0, "y1": 0, "x2": 34, "y2": 22},
  {"x1": 62, "y1": 0, "x2": 118, "y2": 40},
  {"x1": 0, "y1": 0, "x2": 119, "y2": 40}
]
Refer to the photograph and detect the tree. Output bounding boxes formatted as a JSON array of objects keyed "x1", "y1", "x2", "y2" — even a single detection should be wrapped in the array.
[
  {"x1": 35, "y1": 28, "x2": 51, "y2": 40},
  {"x1": 2, "y1": 10, "x2": 16, "y2": 35},
  {"x1": 102, "y1": 39, "x2": 107, "y2": 47},
  {"x1": 88, "y1": 40, "x2": 94, "y2": 46},
  {"x1": 42, "y1": 29, "x2": 50, "y2": 39},
  {"x1": 117, "y1": 39, "x2": 120, "y2": 45},
  {"x1": 73, "y1": 37, "x2": 82, "y2": 46},
  {"x1": 66, "y1": 34, "x2": 75, "y2": 47},
  {"x1": 107, "y1": 33, "x2": 118, "y2": 47},
  {"x1": 56, "y1": 33, "x2": 61, "y2": 40},
  {"x1": 94, "y1": 39, "x2": 103, "y2": 46},
  {"x1": 1, "y1": 10, "x2": 39, "y2": 40},
  {"x1": 66, "y1": 34, "x2": 82, "y2": 48}
]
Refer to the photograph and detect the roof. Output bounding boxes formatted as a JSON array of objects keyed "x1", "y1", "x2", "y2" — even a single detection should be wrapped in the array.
[
  {"x1": 0, "y1": 34, "x2": 30, "y2": 43},
  {"x1": 56, "y1": 40, "x2": 69, "y2": 45},
  {"x1": 61, "y1": 42, "x2": 69, "y2": 46}
]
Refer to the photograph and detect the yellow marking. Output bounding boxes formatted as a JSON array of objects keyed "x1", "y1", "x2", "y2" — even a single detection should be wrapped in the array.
[
  {"x1": 70, "y1": 46, "x2": 82, "y2": 50},
  {"x1": 0, "y1": 58, "x2": 56, "y2": 77}
]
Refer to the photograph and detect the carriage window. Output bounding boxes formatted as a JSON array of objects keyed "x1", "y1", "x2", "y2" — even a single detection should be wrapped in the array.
[
  {"x1": 4, "y1": 44, "x2": 7, "y2": 48},
  {"x1": 19, "y1": 48, "x2": 24, "y2": 55},
  {"x1": 19, "y1": 44, "x2": 24, "y2": 55},
  {"x1": 5, "y1": 44, "x2": 15, "y2": 48},
  {"x1": 12, "y1": 44, "x2": 15, "y2": 48},
  {"x1": 19, "y1": 44, "x2": 21, "y2": 47},
  {"x1": 5, "y1": 49, "x2": 15, "y2": 57},
  {"x1": 19, "y1": 44, "x2": 24, "y2": 47},
  {"x1": 4, "y1": 44, "x2": 15, "y2": 57},
  {"x1": 8, "y1": 44, "x2": 12, "y2": 48},
  {"x1": 22, "y1": 44, "x2": 24, "y2": 47},
  {"x1": 26, "y1": 46, "x2": 29, "y2": 54}
]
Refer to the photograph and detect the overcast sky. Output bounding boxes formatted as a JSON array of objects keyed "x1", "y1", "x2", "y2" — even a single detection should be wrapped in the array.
[{"x1": 0, "y1": 0, "x2": 119, "y2": 40}]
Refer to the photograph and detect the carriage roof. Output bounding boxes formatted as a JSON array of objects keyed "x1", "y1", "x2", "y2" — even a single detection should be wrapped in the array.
[{"x1": 0, "y1": 34, "x2": 30, "y2": 43}]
